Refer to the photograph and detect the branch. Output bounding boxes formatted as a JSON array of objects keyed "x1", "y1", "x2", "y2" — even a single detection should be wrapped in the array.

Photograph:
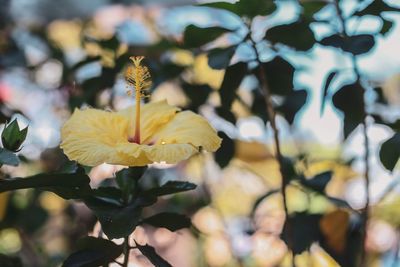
[
  {"x1": 333, "y1": 1, "x2": 370, "y2": 266},
  {"x1": 248, "y1": 32, "x2": 295, "y2": 267}
]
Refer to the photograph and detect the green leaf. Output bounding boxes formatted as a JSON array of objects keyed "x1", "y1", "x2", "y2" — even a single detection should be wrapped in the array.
[
  {"x1": 332, "y1": 82, "x2": 365, "y2": 138},
  {"x1": 300, "y1": 171, "x2": 332, "y2": 193},
  {"x1": 265, "y1": 20, "x2": 316, "y2": 51},
  {"x1": 250, "y1": 89, "x2": 269, "y2": 123},
  {"x1": 380, "y1": 18, "x2": 394, "y2": 35},
  {"x1": 216, "y1": 107, "x2": 237, "y2": 124},
  {"x1": 181, "y1": 83, "x2": 212, "y2": 111},
  {"x1": 214, "y1": 131, "x2": 234, "y2": 168},
  {"x1": 379, "y1": 133, "x2": 400, "y2": 172},
  {"x1": 261, "y1": 56, "x2": 295, "y2": 96},
  {"x1": 301, "y1": 1, "x2": 328, "y2": 18},
  {"x1": 352, "y1": 0, "x2": 400, "y2": 17},
  {"x1": 0, "y1": 254, "x2": 23, "y2": 267},
  {"x1": 202, "y1": 0, "x2": 276, "y2": 18},
  {"x1": 236, "y1": 0, "x2": 276, "y2": 18},
  {"x1": 200, "y1": 2, "x2": 239, "y2": 14},
  {"x1": 143, "y1": 181, "x2": 197, "y2": 197},
  {"x1": 319, "y1": 34, "x2": 375, "y2": 55},
  {"x1": 116, "y1": 167, "x2": 146, "y2": 200},
  {"x1": 276, "y1": 89, "x2": 308, "y2": 124},
  {"x1": 84, "y1": 35, "x2": 120, "y2": 50},
  {"x1": 281, "y1": 157, "x2": 297, "y2": 184},
  {"x1": 1, "y1": 119, "x2": 28, "y2": 152},
  {"x1": 283, "y1": 213, "x2": 322, "y2": 254},
  {"x1": 0, "y1": 148, "x2": 20, "y2": 166},
  {"x1": 84, "y1": 195, "x2": 155, "y2": 239},
  {"x1": 321, "y1": 70, "x2": 338, "y2": 114},
  {"x1": 207, "y1": 46, "x2": 237, "y2": 70},
  {"x1": 136, "y1": 242, "x2": 172, "y2": 267},
  {"x1": 0, "y1": 173, "x2": 90, "y2": 199},
  {"x1": 141, "y1": 212, "x2": 191, "y2": 231},
  {"x1": 183, "y1": 25, "x2": 231, "y2": 48},
  {"x1": 62, "y1": 237, "x2": 123, "y2": 267},
  {"x1": 219, "y1": 62, "x2": 248, "y2": 109}
]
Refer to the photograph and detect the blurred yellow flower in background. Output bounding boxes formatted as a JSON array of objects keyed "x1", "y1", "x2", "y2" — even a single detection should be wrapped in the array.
[{"x1": 61, "y1": 56, "x2": 221, "y2": 166}]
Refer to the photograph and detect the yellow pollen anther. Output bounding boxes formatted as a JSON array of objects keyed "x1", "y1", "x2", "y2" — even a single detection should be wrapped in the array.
[{"x1": 125, "y1": 56, "x2": 152, "y2": 144}]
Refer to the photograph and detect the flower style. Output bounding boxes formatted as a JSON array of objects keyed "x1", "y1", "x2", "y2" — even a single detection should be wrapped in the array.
[{"x1": 60, "y1": 56, "x2": 221, "y2": 166}]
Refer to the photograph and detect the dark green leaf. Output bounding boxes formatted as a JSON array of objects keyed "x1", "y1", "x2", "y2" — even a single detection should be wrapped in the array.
[
  {"x1": 373, "y1": 87, "x2": 388, "y2": 104},
  {"x1": 282, "y1": 213, "x2": 322, "y2": 254},
  {"x1": 352, "y1": 0, "x2": 400, "y2": 17},
  {"x1": 301, "y1": 171, "x2": 332, "y2": 193},
  {"x1": 237, "y1": 0, "x2": 276, "y2": 18},
  {"x1": 372, "y1": 114, "x2": 400, "y2": 131},
  {"x1": 183, "y1": 25, "x2": 231, "y2": 48},
  {"x1": 143, "y1": 181, "x2": 197, "y2": 197},
  {"x1": 0, "y1": 148, "x2": 19, "y2": 166},
  {"x1": 301, "y1": 1, "x2": 329, "y2": 18},
  {"x1": 321, "y1": 70, "x2": 338, "y2": 114},
  {"x1": 262, "y1": 56, "x2": 295, "y2": 96},
  {"x1": 71, "y1": 56, "x2": 102, "y2": 71},
  {"x1": 91, "y1": 186, "x2": 123, "y2": 203},
  {"x1": 216, "y1": 107, "x2": 237, "y2": 124},
  {"x1": 201, "y1": 2, "x2": 239, "y2": 14},
  {"x1": 250, "y1": 89, "x2": 269, "y2": 123},
  {"x1": 202, "y1": 0, "x2": 276, "y2": 18},
  {"x1": 219, "y1": 62, "x2": 247, "y2": 108},
  {"x1": 116, "y1": 167, "x2": 146, "y2": 199},
  {"x1": 1, "y1": 119, "x2": 28, "y2": 152},
  {"x1": 319, "y1": 34, "x2": 375, "y2": 55},
  {"x1": 84, "y1": 195, "x2": 155, "y2": 239},
  {"x1": 141, "y1": 212, "x2": 191, "y2": 231},
  {"x1": 265, "y1": 20, "x2": 316, "y2": 51},
  {"x1": 332, "y1": 82, "x2": 365, "y2": 138},
  {"x1": 84, "y1": 35, "x2": 120, "y2": 50},
  {"x1": 326, "y1": 196, "x2": 353, "y2": 210},
  {"x1": 136, "y1": 242, "x2": 172, "y2": 267},
  {"x1": 380, "y1": 18, "x2": 394, "y2": 35},
  {"x1": 379, "y1": 133, "x2": 400, "y2": 172},
  {"x1": 207, "y1": 46, "x2": 237, "y2": 70},
  {"x1": 62, "y1": 237, "x2": 123, "y2": 267},
  {"x1": 181, "y1": 83, "x2": 212, "y2": 111},
  {"x1": 281, "y1": 157, "x2": 297, "y2": 184},
  {"x1": 214, "y1": 131, "x2": 234, "y2": 168},
  {"x1": 0, "y1": 254, "x2": 22, "y2": 267},
  {"x1": 276, "y1": 89, "x2": 308, "y2": 124},
  {"x1": 0, "y1": 173, "x2": 90, "y2": 198}
]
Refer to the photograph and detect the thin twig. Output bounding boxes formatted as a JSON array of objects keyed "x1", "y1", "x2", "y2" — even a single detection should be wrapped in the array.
[
  {"x1": 122, "y1": 236, "x2": 131, "y2": 267},
  {"x1": 333, "y1": 1, "x2": 370, "y2": 266},
  {"x1": 247, "y1": 32, "x2": 294, "y2": 266}
]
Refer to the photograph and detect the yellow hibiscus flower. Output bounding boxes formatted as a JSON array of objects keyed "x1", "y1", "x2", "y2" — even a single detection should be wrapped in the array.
[{"x1": 60, "y1": 57, "x2": 221, "y2": 166}]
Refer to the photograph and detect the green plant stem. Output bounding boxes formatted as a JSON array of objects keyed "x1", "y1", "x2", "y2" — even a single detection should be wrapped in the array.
[
  {"x1": 333, "y1": 1, "x2": 370, "y2": 266},
  {"x1": 248, "y1": 33, "x2": 294, "y2": 267}
]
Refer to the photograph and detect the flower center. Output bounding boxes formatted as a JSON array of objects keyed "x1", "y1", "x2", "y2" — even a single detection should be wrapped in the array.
[{"x1": 125, "y1": 56, "x2": 152, "y2": 144}]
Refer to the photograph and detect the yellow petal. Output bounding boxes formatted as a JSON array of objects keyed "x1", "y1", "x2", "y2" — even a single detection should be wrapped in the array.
[
  {"x1": 61, "y1": 108, "x2": 129, "y2": 166},
  {"x1": 61, "y1": 101, "x2": 221, "y2": 166},
  {"x1": 118, "y1": 100, "x2": 179, "y2": 143},
  {"x1": 152, "y1": 111, "x2": 222, "y2": 152},
  {"x1": 117, "y1": 143, "x2": 198, "y2": 165}
]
